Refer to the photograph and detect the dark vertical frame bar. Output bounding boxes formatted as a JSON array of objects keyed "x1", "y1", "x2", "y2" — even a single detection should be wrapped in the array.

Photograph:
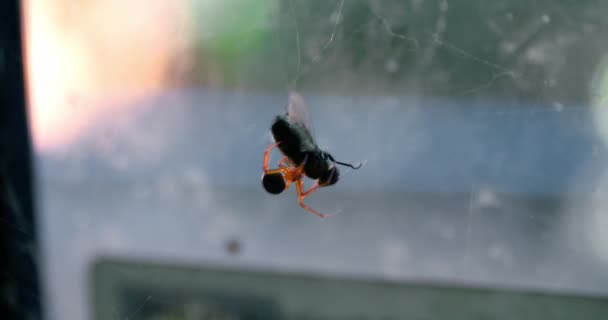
[{"x1": 0, "y1": 0, "x2": 42, "y2": 319}]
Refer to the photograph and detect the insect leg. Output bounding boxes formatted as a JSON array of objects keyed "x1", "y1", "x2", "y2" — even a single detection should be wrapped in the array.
[{"x1": 296, "y1": 179, "x2": 330, "y2": 218}]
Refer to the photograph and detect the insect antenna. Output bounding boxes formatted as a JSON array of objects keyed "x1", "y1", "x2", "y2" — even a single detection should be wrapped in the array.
[
  {"x1": 334, "y1": 160, "x2": 363, "y2": 170},
  {"x1": 323, "y1": 152, "x2": 365, "y2": 170}
]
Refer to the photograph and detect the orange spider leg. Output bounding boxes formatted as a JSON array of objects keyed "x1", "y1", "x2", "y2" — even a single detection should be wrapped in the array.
[
  {"x1": 281, "y1": 156, "x2": 308, "y2": 189},
  {"x1": 296, "y1": 179, "x2": 331, "y2": 218},
  {"x1": 278, "y1": 157, "x2": 290, "y2": 168},
  {"x1": 301, "y1": 181, "x2": 320, "y2": 197},
  {"x1": 284, "y1": 168, "x2": 304, "y2": 190},
  {"x1": 263, "y1": 142, "x2": 281, "y2": 172},
  {"x1": 264, "y1": 143, "x2": 309, "y2": 191},
  {"x1": 263, "y1": 142, "x2": 297, "y2": 170},
  {"x1": 262, "y1": 142, "x2": 293, "y2": 190},
  {"x1": 293, "y1": 155, "x2": 307, "y2": 176}
]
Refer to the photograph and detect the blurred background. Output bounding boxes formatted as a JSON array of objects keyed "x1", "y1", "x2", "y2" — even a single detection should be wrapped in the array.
[{"x1": 20, "y1": 0, "x2": 608, "y2": 319}]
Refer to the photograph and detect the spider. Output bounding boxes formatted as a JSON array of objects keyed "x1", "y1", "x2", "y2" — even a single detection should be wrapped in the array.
[{"x1": 262, "y1": 142, "x2": 330, "y2": 218}]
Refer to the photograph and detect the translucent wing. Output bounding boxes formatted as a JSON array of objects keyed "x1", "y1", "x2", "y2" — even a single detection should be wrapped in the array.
[{"x1": 287, "y1": 91, "x2": 314, "y2": 136}]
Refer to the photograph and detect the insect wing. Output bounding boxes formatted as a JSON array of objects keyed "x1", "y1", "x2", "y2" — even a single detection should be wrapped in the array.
[{"x1": 287, "y1": 91, "x2": 315, "y2": 136}]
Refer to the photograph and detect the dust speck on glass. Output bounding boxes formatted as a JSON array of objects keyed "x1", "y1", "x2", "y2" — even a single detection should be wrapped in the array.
[{"x1": 22, "y1": 0, "x2": 608, "y2": 319}]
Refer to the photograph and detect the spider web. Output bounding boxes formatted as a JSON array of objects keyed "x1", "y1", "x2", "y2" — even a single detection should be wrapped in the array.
[{"x1": 278, "y1": 0, "x2": 586, "y2": 106}]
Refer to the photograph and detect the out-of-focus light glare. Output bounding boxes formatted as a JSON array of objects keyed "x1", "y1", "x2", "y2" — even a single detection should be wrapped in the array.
[{"x1": 23, "y1": 0, "x2": 189, "y2": 151}]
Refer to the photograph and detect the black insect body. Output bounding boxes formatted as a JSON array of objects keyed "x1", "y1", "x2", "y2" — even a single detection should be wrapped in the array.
[{"x1": 271, "y1": 114, "x2": 339, "y2": 186}]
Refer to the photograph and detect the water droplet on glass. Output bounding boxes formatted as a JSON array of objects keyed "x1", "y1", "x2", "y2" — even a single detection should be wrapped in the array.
[
  {"x1": 541, "y1": 14, "x2": 551, "y2": 24},
  {"x1": 384, "y1": 59, "x2": 399, "y2": 73},
  {"x1": 553, "y1": 102, "x2": 564, "y2": 112}
]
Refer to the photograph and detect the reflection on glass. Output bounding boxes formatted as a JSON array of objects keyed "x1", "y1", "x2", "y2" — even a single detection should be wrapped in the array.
[{"x1": 22, "y1": 1, "x2": 608, "y2": 319}]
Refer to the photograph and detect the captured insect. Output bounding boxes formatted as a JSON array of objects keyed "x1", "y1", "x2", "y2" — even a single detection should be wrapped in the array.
[{"x1": 261, "y1": 92, "x2": 362, "y2": 218}]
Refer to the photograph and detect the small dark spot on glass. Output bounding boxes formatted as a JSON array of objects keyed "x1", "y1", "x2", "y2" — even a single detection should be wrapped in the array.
[{"x1": 225, "y1": 238, "x2": 242, "y2": 255}]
